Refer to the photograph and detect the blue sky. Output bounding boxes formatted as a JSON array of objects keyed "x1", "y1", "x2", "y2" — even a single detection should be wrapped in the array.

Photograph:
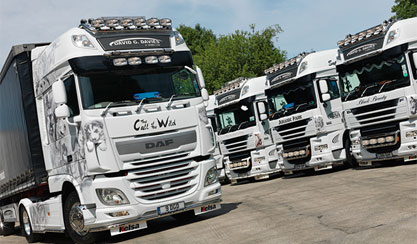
[{"x1": 0, "y1": 0, "x2": 395, "y2": 66}]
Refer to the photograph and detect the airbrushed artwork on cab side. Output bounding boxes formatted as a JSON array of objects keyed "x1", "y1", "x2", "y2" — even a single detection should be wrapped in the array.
[{"x1": 43, "y1": 91, "x2": 87, "y2": 182}]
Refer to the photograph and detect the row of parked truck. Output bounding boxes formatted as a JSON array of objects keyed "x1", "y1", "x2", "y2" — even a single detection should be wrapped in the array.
[
  {"x1": 0, "y1": 16, "x2": 416, "y2": 244},
  {"x1": 208, "y1": 17, "x2": 417, "y2": 184}
]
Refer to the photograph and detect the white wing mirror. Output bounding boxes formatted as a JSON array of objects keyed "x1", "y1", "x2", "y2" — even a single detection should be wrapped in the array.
[
  {"x1": 196, "y1": 66, "x2": 206, "y2": 89},
  {"x1": 413, "y1": 53, "x2": 417, "y2": 69},
  {"x1": 55, "y1": 104, "x2": 70, "y2": 119},
  {"x1": 52, "y1": 79, "x2": 67, "y2": 104},
  {"x1": 322, "y1": 93, "x2": 331, "y2": 102},
  {"x1": 201, "y1": 88, "x2": 209, "y2": 102},
  {"x1": 257, "y1": 102, "x2": 266, "y2": 114},
  {"x1": 319, "y1": 79, "x2": 329, "y2": 94},
  {"x1": 257, "y1": 102, "x2": 268, "y2": 121}
]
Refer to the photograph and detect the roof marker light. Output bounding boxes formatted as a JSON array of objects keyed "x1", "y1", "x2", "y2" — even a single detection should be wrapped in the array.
[
  {"x1": 113, "y1": 58, "x2": 127, "y2": 66},
  {"x1": 160, "y1": 18, "x2": 172, "y2": 27},
  {"x1": 145, "y1": 56, "x2": 158, "y2": 64},
  {"x1": 128, "y1": 57, "x2": 142, "y2": 65},
  {"x1": 134, "y1": 17, "x2": 147, "y2": 27},
  {"x1": 146, "y1": 18, "x2": 160, "y2": 27},
  {"x1": 158, "y1": 55, "x2": 171, "y2": 63},
  {"x1": 72, "y1": 35, "x2": 95, "y2": 49}
]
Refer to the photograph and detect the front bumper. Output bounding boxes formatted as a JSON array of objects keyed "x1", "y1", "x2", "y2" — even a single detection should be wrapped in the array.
[
  {"x1": 350, "y1": 119, "x2": 417, "y2": 164},
  {"x1": 79, "y1": 158, "x2": 222, "y2": 235},
  {"x1": 225, "y1": 145, "x2": 281, "y2": 180},
  {"x1": 278, "y1": 130, "x2": 346, "y2": 173}
]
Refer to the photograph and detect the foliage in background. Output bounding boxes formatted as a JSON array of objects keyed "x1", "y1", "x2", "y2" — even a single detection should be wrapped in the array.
[
  {"x1": 177, "y1": 24, "x2": 216, "y2": 56},
  {"x1": 177, "y1": 24, "x2": 286, "y2": 93},
  {"x1": 391, "y1": 0, "x2": 417, "y2": 20}
]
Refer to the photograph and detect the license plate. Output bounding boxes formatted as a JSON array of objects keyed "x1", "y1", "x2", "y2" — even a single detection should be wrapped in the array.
[
  {"x1": 376, "y1": 152, "x2": 392, "y2": 159},
  {"x1": 294, "y1": 164, "x2": 305, "y2": 169},
  {"x1": 157, "y1": 202, "x2": 185, "y2": 215}
]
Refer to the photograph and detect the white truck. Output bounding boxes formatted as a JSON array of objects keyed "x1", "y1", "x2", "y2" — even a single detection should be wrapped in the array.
[
  {"x1": 213, "y1": 76, "x2": 280, "y2": 183},
  {"x1": 0, "y1": 17, "x2": 221, "y2": 244},
  {"x1": 206, "y1": 95, "x2": 226, "y2": 182},
  {"x1": 336, "y1": 17, "x2": 417, "y2": 166},
  {"x1": 265, "y1": 49, "x2": 353, "y2": 174}
]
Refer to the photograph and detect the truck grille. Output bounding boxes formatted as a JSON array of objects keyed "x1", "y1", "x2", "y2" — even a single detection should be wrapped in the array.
[
  {"x1": 351, "y1": 99, "x2": 399, "y2": 125},
  {"x1": 275, "y1": 118, "x2": 309, "y2": 141},
  {"x1": 223, "y1": 135, "x2": 249, "y2": 152},
  {"x1": 125, "y1": 154, "x2": 198, "y2": 201}
]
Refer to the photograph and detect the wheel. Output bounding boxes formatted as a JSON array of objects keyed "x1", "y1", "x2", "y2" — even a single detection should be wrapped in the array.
[
  {"x1": 19, "y1": 206, "x2": 41, "y2": 242},
  {"x1": 172, "y1": 210, "x2": 197, "y2": 222},
  {"x1": 0, "y1": 211, "x2": 15, "y2": 236},
  {"x1": 64, "y1": 191, "x2": 101, "y2": 244},
  {"x1": 343, "y1": 137, "x2": 358, "y2": 168}
]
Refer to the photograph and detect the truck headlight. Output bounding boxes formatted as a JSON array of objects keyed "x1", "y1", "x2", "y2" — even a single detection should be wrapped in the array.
[
  {"x1": 96, "y1": 188, "x2": 130, "y2": 206},
  {"x1": 254, "y1": 156, "x2": 265, "y2": 163},
  {"x1": 314, "y1": 144, "x2": 328, "y2": 151},
  {"x1": 205, "y1": 167, "x2": 218, "y2": 186},
  {"x1": 406, "y1": 131, "x2": 417, "y2": 137}
]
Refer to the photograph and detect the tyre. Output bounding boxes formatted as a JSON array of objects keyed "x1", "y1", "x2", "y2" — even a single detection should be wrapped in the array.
[
  {"x1": 64, "y1": 191, "x2": 101, "y2": 244},
  {"x1": 343, "y1": 137, "x2": 358, "y2": 169},
  {"x1": 0, "y1": 211, "x2": 15, "y2": 236},
  {"x1": 19, "y1": 206, "x2": 41, "y2": 243}
]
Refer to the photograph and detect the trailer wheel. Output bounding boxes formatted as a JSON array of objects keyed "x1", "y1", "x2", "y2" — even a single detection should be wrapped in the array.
[
  {"x1": 64, "y1": 191, "x2": 101, "y2": 244},
  {"x1": 0, "y1": 211, "x2": 15, "y2": 236},
  {"x1": 343, "y1": 137, "x2": 358, "y2": 169},
  {"x1": 19, "y1": 206, "x2": 41, "y2": 242}
]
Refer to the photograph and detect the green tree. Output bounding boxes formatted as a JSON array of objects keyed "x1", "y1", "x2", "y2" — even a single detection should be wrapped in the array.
[
  {"x1": 176, "y1": 24, "x2": 216, "y2": 55},
  {"x1": 392, "y1": 0, "x2": 417, "y2": 20},
  {"x1": 195, "y1": 24, "x2": 286, "y2": 93}
]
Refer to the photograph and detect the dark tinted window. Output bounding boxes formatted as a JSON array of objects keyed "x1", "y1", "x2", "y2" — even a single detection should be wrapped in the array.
[{"x1": 64, "y1": 76, "x2": 80, "y2": 117}]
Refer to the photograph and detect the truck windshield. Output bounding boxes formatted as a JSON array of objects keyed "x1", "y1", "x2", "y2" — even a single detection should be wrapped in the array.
[
  {"x1": 78, "y1": 66, "x2": 200, "y2": 109},
  {"x1": 340, "y1": 54, "x2": 410, "y2": 102},
  {"x1": 267, "y1": 78, "x2": 317, "y2": 120},
  {"x1": 215, "y1": 101, "x2": 256, "y2": 135}
]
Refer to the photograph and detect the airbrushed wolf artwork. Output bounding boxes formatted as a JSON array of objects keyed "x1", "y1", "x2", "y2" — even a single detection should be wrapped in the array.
[{"x1": 0, "y1": 16, "x2": 221, "y2": 244}]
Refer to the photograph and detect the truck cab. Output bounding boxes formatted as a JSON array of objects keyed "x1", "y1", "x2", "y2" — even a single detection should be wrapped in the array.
[
  {"x1": 265, "y1": 49, "x2": 350, "y2": 174},
  {"x1": 0, "y1": 17, "x2": 221, "y2": 244},
  {"x1": 336, "y1": 17, "x2": 417, "y2": 166},
  {"x1": 206, "y1": 95, "x2": 226, "y2": 182},
  {"x1": 214, "y1": 76, "x2": 279, "y2": 183}
]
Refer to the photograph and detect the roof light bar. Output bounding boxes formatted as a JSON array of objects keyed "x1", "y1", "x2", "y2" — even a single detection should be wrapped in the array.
[
  {"x1": 214, "y1": 77, "x2": 248, "y2": 95},
  {"x1": 264, "y1": 52, "x2": 311, "y2": 75},
  {"x1": 337, "y1": 19, "x2": 395, "y2": 48},
  {"x1": 83, "y1": 17, "x2": 172, "y2": 31}
]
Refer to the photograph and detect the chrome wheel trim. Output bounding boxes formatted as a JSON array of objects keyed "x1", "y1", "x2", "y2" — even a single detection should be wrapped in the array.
[
  {"x1": 22, "y1": 209, "x2": 31, "y2": 236},
  {"x1": 69, "y1": 202, "x2": 88, "y2": 236}
]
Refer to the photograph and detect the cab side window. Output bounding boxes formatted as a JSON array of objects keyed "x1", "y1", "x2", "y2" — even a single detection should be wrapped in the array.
[
  {"x1": 327, "y1": 80, "x2": 340, "y2": 99},
  {"x1": 63, "y1": 76, "x2": 80, "y2": 117}
]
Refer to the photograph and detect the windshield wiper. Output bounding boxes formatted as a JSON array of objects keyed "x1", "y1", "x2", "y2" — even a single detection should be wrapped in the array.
[
  {"x1": 344, "y1": 89, "x2": 358, "y2": 102},
  {"x1": 135, "y1": 98, "x2": 147, "y2": 112},
  {"x1": 360, "y1": 84, "x2": 378, "y2": 98},
  {"x1": 295, "y1": 103, "x2": 308, "y2": 112},
  {"x1": 101, "y1": 102, "x2": 114, "y2": 117},
  {"x1": 166, "y1": 95, "x2": 176, "y2": 109}
]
